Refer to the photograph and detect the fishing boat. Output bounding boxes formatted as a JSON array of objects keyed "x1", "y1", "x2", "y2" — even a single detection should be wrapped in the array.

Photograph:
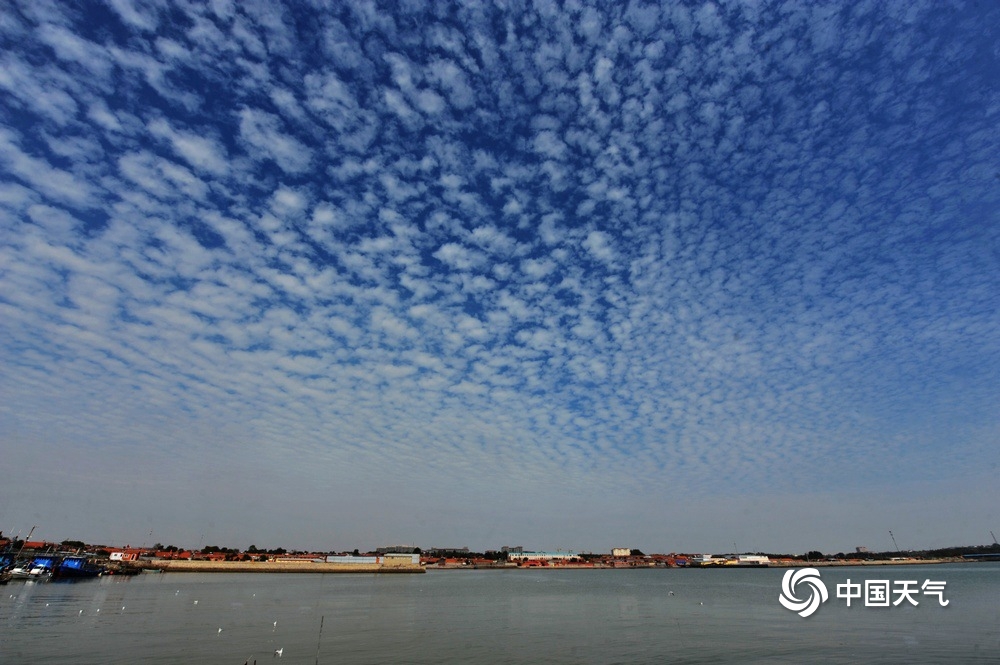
[
  {"x1": 54, "y1": 556, "x2": 105, "y2": 579},
  {"x1": 10, "y1": 559, "x2": 55, "y2": 580}
]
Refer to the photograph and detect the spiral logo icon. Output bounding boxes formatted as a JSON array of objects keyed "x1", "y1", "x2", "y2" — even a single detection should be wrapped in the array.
[{"x1": 779, "y1": 568, "x2": 828, "y2": 618}]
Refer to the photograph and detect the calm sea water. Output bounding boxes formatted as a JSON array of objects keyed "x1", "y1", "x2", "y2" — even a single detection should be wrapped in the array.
[{"x1": 1, "y1": 563, "x2": 997, "y2": 664}]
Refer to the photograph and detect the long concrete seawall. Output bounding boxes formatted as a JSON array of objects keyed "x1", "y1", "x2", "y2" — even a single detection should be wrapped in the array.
[{"x1": 139, "y1": 560, "x2": 425, "y2": 573}]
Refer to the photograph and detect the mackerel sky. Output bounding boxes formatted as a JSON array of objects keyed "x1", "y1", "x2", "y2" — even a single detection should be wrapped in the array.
[{"x1": 1, "y1": 1, "x2": 998, "y2": 555}]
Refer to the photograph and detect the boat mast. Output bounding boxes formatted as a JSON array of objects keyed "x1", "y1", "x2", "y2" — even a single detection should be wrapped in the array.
[{"x1": 14, "y1": 525, "x2": 37, "y2": 559}]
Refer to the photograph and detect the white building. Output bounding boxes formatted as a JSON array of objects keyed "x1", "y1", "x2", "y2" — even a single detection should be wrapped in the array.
[
  {"x1": 506, "y1": 551, "x2": 579, "y2": 561},
  {"x1": 612, "y1": 548, "x2": 632, "y2": 557},
  {"x1": 734, "y1": 555, "x2": 769, "y2": 566}
]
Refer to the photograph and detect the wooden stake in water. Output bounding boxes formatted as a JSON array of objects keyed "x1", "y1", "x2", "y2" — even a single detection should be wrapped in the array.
[{"x1": 314, "y1": 615, "x2": 324, "y2": 665}]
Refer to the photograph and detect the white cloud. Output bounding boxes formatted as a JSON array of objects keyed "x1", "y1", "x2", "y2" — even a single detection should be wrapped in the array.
[
  {"x1": 106, "y1": 0, "x2": 164, "y2": 31},
  {"x1": 238, "y1": 108, "x2": 312, "y2": 174},
  {"x1": 0, "y1": 129, "x2": 96, "y2": 208},
  {"x1": 148, "y1": 118, "x2": 230, "y2": 176},
  {"x1": 582, "y1": 230, "x2": 616, "y2": 264}
]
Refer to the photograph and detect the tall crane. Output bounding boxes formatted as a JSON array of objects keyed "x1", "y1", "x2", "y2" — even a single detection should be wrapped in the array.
[{"x1": 889, "y1": 530, "x2": 901, "y2": 554}]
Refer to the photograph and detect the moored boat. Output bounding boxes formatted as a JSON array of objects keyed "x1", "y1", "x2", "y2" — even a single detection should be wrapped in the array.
[
  {"x1": 54, "y1": 556, "x2": 105, "y2": 579},
  {"x1": 10, "y1": 560, "x2": 54, "y2": 580},
  {"x1": 28, "y1": 555, "x2": 59, "y2": 579}
]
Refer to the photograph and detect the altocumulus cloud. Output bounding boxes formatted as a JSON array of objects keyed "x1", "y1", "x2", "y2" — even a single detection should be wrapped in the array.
[{"x1": 0, "y1": 0, "x2": 998, "y2": 553}]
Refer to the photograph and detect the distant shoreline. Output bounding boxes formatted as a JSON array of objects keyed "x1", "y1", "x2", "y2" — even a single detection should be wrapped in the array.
[
  {"x1": 426, "y1": 558, "x2": 961, "y2": 570},
  {"x1": 139, "y1": 560, "x2": 424, "y2": 573},
  {"x1": 132, "y1": 557, "x2": 965, "y2": 573}
]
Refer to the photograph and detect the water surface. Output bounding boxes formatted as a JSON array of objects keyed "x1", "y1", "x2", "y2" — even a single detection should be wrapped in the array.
[{"x1": 1, "y1": 563, "x2": 996, "y2": 663}]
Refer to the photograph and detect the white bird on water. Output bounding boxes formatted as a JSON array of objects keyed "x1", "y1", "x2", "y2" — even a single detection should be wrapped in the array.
[
  {"x1": 218, "y1": 628, "x2": 223, "y2": 634},
  {"x1": 274, "y1": 647, "x2": 283, "y2": 657}
]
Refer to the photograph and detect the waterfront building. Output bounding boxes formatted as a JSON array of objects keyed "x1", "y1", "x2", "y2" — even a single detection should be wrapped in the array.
[
  {"x1": 506, "y1": 551, "x2": 580, "y2": 562},
  {"x1": 376, "y1": 545, "x2": 420, "y2": 554},
  {"x1": 425, "y1": 547, "x2": 470, "y2": 556}
]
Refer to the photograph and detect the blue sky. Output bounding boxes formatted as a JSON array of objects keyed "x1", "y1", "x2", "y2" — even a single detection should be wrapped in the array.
[{"x1": 1, "y1": 0, "x2": 998, "y2": 555}]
